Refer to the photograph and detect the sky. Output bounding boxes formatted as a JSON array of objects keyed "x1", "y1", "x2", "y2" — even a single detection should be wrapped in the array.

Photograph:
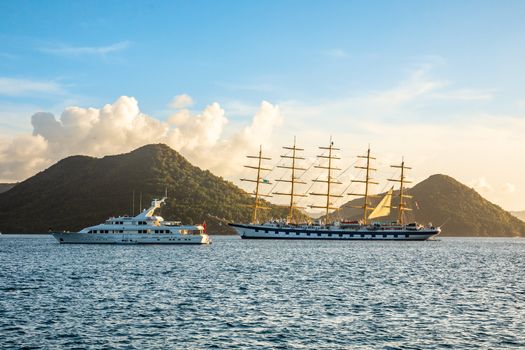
[{"x1": 0, "y1": 0, "x2": 524, "y2": 211}]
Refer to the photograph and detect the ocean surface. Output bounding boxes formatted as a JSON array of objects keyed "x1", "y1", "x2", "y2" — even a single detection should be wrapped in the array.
[{"x1": 0, "y1": 235, "x2": 524, "y2": 349}]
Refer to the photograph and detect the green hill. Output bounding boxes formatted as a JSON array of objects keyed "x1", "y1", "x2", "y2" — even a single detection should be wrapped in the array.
[
  {"x1": 510, "y1": 211, "x2": 525, "y2": 222},
  {"x1": 330, "y1": 174, "x2": 525, "y2": 237},
  {"x1": 0, "y1": 144, "x2": 304, "y2": 234}
]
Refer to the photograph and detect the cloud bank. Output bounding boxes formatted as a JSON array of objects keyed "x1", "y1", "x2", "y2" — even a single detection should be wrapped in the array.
[{"x1": 0, "y1": 96, "x2": 282, "y2": 182}]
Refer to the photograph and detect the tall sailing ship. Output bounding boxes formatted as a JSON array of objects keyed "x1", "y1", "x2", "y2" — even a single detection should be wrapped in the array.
[{"x1": 229, "y1": 138, "x2": 440, "y2": 241}]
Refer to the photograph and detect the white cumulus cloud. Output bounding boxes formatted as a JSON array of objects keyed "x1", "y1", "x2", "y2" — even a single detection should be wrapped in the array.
[
  {"x1": 169, "y1": 94, "x2": 194, "y2": 109},
  {"x1": 0, "y1": 96, "x2": 282, "y2": 182}
]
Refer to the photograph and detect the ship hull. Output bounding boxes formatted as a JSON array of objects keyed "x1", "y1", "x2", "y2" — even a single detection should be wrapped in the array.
[
  {"x1": 52, "y1": 232, "x2": 210, "y2": 244},
  {"x1": 229, "y1": 223, "x2": 439, "y2": 241}
]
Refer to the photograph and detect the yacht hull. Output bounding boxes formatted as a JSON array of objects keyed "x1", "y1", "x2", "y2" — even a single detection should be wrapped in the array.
[
  {"x1": 229, "y1": 223, "x2": 439, "y2": 241},
  {"x1": 52, "y1": 232, "x2": 210, "y2": 244}
]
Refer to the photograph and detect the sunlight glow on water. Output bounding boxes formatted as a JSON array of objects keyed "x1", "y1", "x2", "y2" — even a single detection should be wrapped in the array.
[{"x1": 1, "y1": 235, "x2": 524, "y2": 349}]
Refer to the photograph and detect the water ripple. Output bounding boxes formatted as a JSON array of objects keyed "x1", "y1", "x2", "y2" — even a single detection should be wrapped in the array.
[{"x1": 1, "y1": 235, "x2": 524, "y2": 349}]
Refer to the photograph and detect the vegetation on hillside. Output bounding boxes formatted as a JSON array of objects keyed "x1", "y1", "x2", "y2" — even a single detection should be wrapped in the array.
[
  {"x1": 0, "y1": 144, "x2": 306, "y2": 234},
  {"x1": 331, "y1": 174, "x2": 525, "y2": 237},
  {"x1": 0, "y1": 145, "x2": 521, "y2": 237}
]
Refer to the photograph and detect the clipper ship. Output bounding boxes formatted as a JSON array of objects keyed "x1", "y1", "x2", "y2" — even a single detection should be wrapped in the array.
[
  {"x1": 229, "y1": 138, "x2": 440, "y2": 241},
  {"x1": 52, "y1": 195, "x2": 210, "y2": 244}
]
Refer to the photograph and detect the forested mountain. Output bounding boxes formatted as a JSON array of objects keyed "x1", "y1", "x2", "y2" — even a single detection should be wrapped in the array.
[
  {"x1": 0, "y1": 144, "x2": 304, "y2": 234},
  {"x1": 1, "y1": 145, "x2": 521, "y2": 237},
  {"x1": 330, "y1": 174, "x2": 525, "y2": 237}
]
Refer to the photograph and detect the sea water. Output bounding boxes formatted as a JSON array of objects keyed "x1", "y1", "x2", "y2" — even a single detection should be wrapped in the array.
[{"x1": 1, "y1": 235, "x2": 524, "y2": 349}]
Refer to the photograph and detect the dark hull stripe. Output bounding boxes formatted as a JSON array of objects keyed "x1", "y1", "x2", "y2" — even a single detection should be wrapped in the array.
[{"x1": 240, "y1": 236, "x2": 430, "y2": 241}]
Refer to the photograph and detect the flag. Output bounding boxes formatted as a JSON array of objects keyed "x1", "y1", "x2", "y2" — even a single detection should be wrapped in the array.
[
  {"x1": 262, "y1": 179, "x2": 270, "y2": 184},
  {"x1": 202, "y1": 221, "x2": 207, "y2": 233}
]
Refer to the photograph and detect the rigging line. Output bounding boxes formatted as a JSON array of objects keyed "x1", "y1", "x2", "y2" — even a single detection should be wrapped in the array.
[
  {"x1": 254, "y1": 149, "x2": 289, "y2": 198},
  {"x1": 295, "y1": 152, "x2": 329, "y2": 207},
  {"x1": 296, "y1": 156, "x2": 318, "y2": 179},
  {"x1": 335, "y1": 159, "x2": 358, "y2": 180},
  {"x1": 267, "y1": 149, "x2": 292, "y2": 175},
  {"x1": 378, "y1": 169, "x2": 398, "y2": 194},
  {"x1": 268, "y1": 148, "x2": 300, "y2": 194}
]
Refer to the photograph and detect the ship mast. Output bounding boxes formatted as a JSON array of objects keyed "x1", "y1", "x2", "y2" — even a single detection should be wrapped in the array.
[
  {"x1": 273, "y1": 137, "x2": 307, "y2": 224},
  {"x1": 389, "y1": 158, "x2": 413, "y2": 224},
  {"x1": 241, "y1": 145, "x2": 272, "y2": 224},
  {"x1": 348, "y1": 146, "x2": 379, "y2": 224},
  {"x1": 310, "y1": 137, "x2": 343, "y2": 224}
]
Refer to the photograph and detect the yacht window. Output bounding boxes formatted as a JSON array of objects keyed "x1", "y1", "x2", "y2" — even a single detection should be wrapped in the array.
[
  {"x1": 119, "y1": 230, "x2": 123, "y2": 233},
  {"x1": 296, "y1": 232, "x2": 300, "y2": 235},
  {"x1": 328, "y1": 234, "x2": 332, "y2": 237},
  {"x1": 317, "y1": 233, "x2": 321, "y2": 237},
  {"x1": 339, "y1": 234, "x2": 343, "y2": 237}
]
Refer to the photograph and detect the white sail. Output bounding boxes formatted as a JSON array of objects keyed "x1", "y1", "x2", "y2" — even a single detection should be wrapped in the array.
[{"x1": 368, "y1": 188, "x2": 393, "y2": 219}]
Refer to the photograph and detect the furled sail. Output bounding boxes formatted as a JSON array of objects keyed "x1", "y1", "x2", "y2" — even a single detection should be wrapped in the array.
[{"x1": 368, "y1": 188, "x2": 393, "y2": 219}]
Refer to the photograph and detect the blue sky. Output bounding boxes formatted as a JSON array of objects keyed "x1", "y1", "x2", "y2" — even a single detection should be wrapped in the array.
[
  {"x1": 1, "y1": 1, "x2": 524, "y2": 210},
  {"x1": 2, "y1": 1, "x2": 524, "y2": 114}
]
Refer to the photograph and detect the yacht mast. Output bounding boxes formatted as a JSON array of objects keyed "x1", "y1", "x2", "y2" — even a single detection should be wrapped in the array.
[
  {"x1": 348, "y1": 146, "x2": 379, "y2": 224},
  {"x1": 389, "y1": 158, "x2": 413, "y2": 224},
  {"x1": 310, "y1": 137, "x2": 343, "y2": 224},
  {"x1": 241, "y1": 145, "x2": 272, "y2": 224},
  {"x1": 273, "y1": 136, "x2": 307, "y2": 224}
]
